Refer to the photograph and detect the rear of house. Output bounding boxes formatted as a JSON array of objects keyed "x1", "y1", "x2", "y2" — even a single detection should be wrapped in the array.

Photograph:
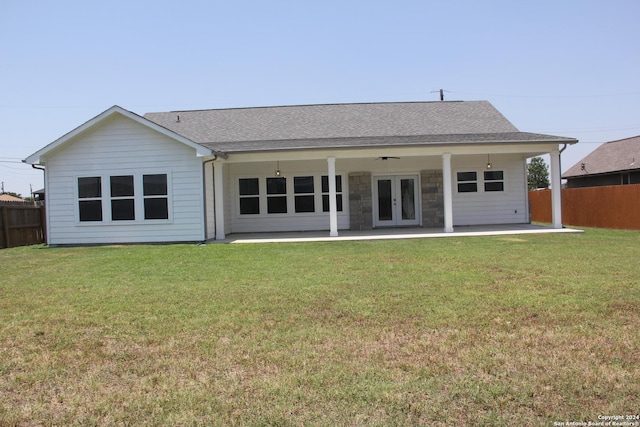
[{"x1": 25, "y1": 101, "x2": 576, "y2": 245}]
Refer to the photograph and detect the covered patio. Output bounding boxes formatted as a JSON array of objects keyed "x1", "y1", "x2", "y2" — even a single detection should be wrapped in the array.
[{"x1": 220, "y1": 223, "x2": 583, "y2": 244}]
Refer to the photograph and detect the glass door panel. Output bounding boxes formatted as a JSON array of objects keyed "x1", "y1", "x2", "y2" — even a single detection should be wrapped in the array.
[
  {"x1": 400, "y1": 178, "x2": 415, "y2": 220},
  {"x1": 377, "y1": 179, "x2": 393, "y2": 221}
]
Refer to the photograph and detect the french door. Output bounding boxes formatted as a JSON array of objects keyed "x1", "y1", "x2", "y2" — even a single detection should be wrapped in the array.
[{"x1": 373, "y1": 175, "x2": 420, "y2": 227}]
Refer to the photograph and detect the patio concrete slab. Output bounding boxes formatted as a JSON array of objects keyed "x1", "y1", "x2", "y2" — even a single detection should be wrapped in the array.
[{"x1": 221, "y1": 224, "x2": 583, "y2": 244}]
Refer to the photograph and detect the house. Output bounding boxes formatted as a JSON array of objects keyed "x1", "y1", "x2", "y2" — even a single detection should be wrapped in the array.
[
  {"x1": 0, "y1": 194, "x2": 24, "y2": 202},
  {"x1": 32, "y1": 188, "x2": 45, "y2": 201},
  {"x1": 563, "y1": 135, "x2": 640, "y2": 188},
  {"x1": 24, "y1": 101, "x2": 577, "y2": 245}
]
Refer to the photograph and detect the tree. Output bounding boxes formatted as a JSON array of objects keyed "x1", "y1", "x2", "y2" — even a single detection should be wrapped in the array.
[
  {"x1": 528, "y1": 157, "x2": 550, "y2": 190},
  {"x1": 1, "y1": 191, "x2": 23, "y2": 198}
]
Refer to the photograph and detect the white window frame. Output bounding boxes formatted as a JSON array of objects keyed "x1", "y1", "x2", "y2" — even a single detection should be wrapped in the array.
[
  {"x1": 235, "y1": 173, "x2": 345, "y2": 218},
  {"x1": 109, "y1": 175, "x2": 136, "y2": 221},
  {"x1": 74, "y1": 171, "x2": 173, "y2": 224},
  {"x1": 321, "y1": 174, "x2": 343, "y2": 213},
  {"x1": 238, "y1": 177, "x2": 261, "y2": 215},
  {"x1": 483, "y1": 170, "x2": 505, "y2": 192},
  {"x1": 455, "y1": 171, "x2": 479, "y2": 194},
  {"x1": 455, "y1": 169, "x2": 506, "y2": 194}
]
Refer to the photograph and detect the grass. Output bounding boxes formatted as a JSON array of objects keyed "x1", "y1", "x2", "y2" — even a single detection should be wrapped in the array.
[{"x1": 1, "y1": 228, "x2": 639, "y2": 426}]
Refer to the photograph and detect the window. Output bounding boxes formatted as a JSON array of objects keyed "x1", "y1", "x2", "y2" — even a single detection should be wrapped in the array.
[
  {"x1": 78, "y1": 177, "x2": 102, "y2": 221},
  {"x1": 237, "y1": 174, "x2": 345, "y2": 216},
  {"x1": 484, "y1": 171, "x2": 504, "y2": 192},
  {"x1": 143, "y1": 174, "x2": 169, "y2": 220},
  {"x1": 294, "y1": 176, "x2": 315, "y2": 213},
  {"x1": 77, "y1": 173, "x2": 170, "y2": 223},
  {"x1": 321, "y1": 175, "x2": 343, "y2": 212},
  {"x1": 457, "y1": 172, "x2": 478, "y2": 193},
  {"x1": 239, "y1": 178, "x2": 260, "y2": 214},
  {"x1": 622, "y1": 173, "x2": 630, "y2": 185},
  {"x1": 110, "y1": 175, "x2": 135, "y2": 221},
  {"x1": 266, "y1": 177, "x2": 287, "y2": 214}
]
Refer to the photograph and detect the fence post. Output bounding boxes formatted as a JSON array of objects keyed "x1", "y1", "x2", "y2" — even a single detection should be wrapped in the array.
[
  {"x1": 1, "y1": 206, "x2": 9, "y2": 248},
  {"x1": 39, "y1": 204, "x2": 47, "y2": 244}
]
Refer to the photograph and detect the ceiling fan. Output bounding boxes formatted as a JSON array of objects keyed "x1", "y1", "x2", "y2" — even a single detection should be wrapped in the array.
[{"x1": 376, "y1": 156, "x2": 400, "y2": 161}]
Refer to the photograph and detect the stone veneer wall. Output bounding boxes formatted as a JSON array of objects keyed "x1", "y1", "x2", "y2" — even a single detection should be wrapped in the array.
[
  {"x1": 348, "y1": 172, "x2": 373, "y2": 230},
  {"x1": 420, "y1": 169, "x2": 444, "y2": 228}
]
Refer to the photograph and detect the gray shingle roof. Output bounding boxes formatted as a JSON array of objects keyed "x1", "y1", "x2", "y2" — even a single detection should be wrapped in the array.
[
  {"x1": 144, "y1": 101, "x2": 576, "y2": 153},
  {"x1": 563, "y1": 135, "x2": 640, "y2": 178}
]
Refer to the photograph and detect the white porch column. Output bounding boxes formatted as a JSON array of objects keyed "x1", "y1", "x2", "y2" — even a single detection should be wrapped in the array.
[
  {"x1": 214, "y1": 162, "x2": 226, "y2": 240},
  {"x1": 550, "y1": 148, "x2": 563, "y2": 229},
  {"x1": 442, "y1": 153, "x2": 454, "y2": 233},
  {"x1": 327, "y1": 157, "x2": 338, "y2": 237}
]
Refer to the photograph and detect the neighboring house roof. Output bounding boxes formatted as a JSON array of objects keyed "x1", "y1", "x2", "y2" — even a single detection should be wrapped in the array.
[
  {"x1": 563, "y1": 135, "x2": 640, "y2": 178},
  {"x1": 24, "y1": 105, "x2": 212, "y2": 164},
  {"x1": 145, "y1": 101, "x2": 576, "y2": 154},
  {"x1": 0, "y1": 194, "x2": 24, "y2": 202}
]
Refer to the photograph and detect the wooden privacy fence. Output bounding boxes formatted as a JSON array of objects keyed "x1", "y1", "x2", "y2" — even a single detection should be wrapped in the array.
[
  {"x1": 528, "y1": 184, "x2": 640, "y2": 230},
  {"x1": 0, "y1": 202, "x2": 46, "y2": 249}
]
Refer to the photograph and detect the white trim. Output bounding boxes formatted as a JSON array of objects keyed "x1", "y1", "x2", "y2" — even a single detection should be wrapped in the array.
[
  {"x1": 217, "y1": 143, "x2": 574, "y2": 164},
  {"x1": 73, "y1": 171, "x2": 173, "y2": 225},
  {"x1": 25, "y1": 105, "x2": 211, "y2": 164},
  {"x1": 327, "y1": 157, "x2": 338, "y2": 237},
  {"x1": 453, "y1": 168, "x2": 507, "y2": 195},
  {"x1": 233, "y1": 172, "x2": 346, "y2": 219},
  {"x1": 372, "y1": 174, "x2": 421, "y2": 227},
  {"x1": 550, "y1": 148, "x2": 563, "y2": 229},
  {"x1": 442, "y1": 153, "x2": 454, "y2": 232},
  {"x1": 214, "y1": 162, "x2": 226, "y2": 240}
]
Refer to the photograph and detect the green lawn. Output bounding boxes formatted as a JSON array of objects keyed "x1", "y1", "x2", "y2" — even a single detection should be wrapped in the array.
[{"x1": 1, "y1": 229, "x2": 639, "y2": 426}]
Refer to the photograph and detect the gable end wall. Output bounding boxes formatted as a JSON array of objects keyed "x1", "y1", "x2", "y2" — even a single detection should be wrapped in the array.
[{"x1": 45, "y1": 115, "x2": 205, "y2": 245}]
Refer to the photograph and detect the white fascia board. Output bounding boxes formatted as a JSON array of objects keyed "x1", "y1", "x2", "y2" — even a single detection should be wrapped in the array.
[
  {"x1": 219, "y1": 142, "x2": 568, "y2": 163},
  {"x1": 24, "y1": 105, "x2": 211, "y2": 164}
]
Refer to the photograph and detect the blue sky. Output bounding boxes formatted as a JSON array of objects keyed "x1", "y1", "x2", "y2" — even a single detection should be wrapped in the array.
[{"x1": 1, "y1": 0, "x2": 639, "y2": 197}]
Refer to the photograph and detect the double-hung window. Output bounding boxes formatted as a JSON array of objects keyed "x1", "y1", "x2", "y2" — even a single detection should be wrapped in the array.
[
  {"x1": 321, "y1": 175, "x2": 343, "y2": 212},
  {"x1": 143, "y1": 174, "x2": 169, "y2": 220},
  {"x1": 294, "y1": 176, "x2": 315, "y2": 213},
  {"x1": 78, "y1": 177, "x2": 103, "y2": 221},
  {"x1": 266, "y1": 177, "x2": 287, "y2": 214},
  {"x1": 110, "y1": 175, "x2": 135, "y2": 221},
  {"x1": 239, "y1": 178, "x2": 260, "y2": 214}
]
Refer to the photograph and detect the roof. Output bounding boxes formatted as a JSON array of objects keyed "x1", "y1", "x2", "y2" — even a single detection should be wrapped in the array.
[
  {"x1": 145, "y1": 101, "x2": 576, "y2": 153},
  {"x1": 24, "y1": 106, "x2": 212, "y2": 164},
  {"x1": 0, "y1": 194, "x2": 24, "y2": 202},
  {"x1": 563, "y1": 135, "x2": 640, "y2": 178},
  {"x1": 194, "y1": 132, "x2": 574, "y2": 153}
]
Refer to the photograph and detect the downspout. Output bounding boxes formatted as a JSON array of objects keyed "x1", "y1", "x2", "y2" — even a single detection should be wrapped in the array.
[
  {"x1": 202, "y1": 155, "x2": 217, "y2": 243},
  {"x1": 559, "y1": 144, "x2": 568, "y2": 179},
  {"x1": 31, "y1": 163, "x2": 46, "y2": 190}
]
